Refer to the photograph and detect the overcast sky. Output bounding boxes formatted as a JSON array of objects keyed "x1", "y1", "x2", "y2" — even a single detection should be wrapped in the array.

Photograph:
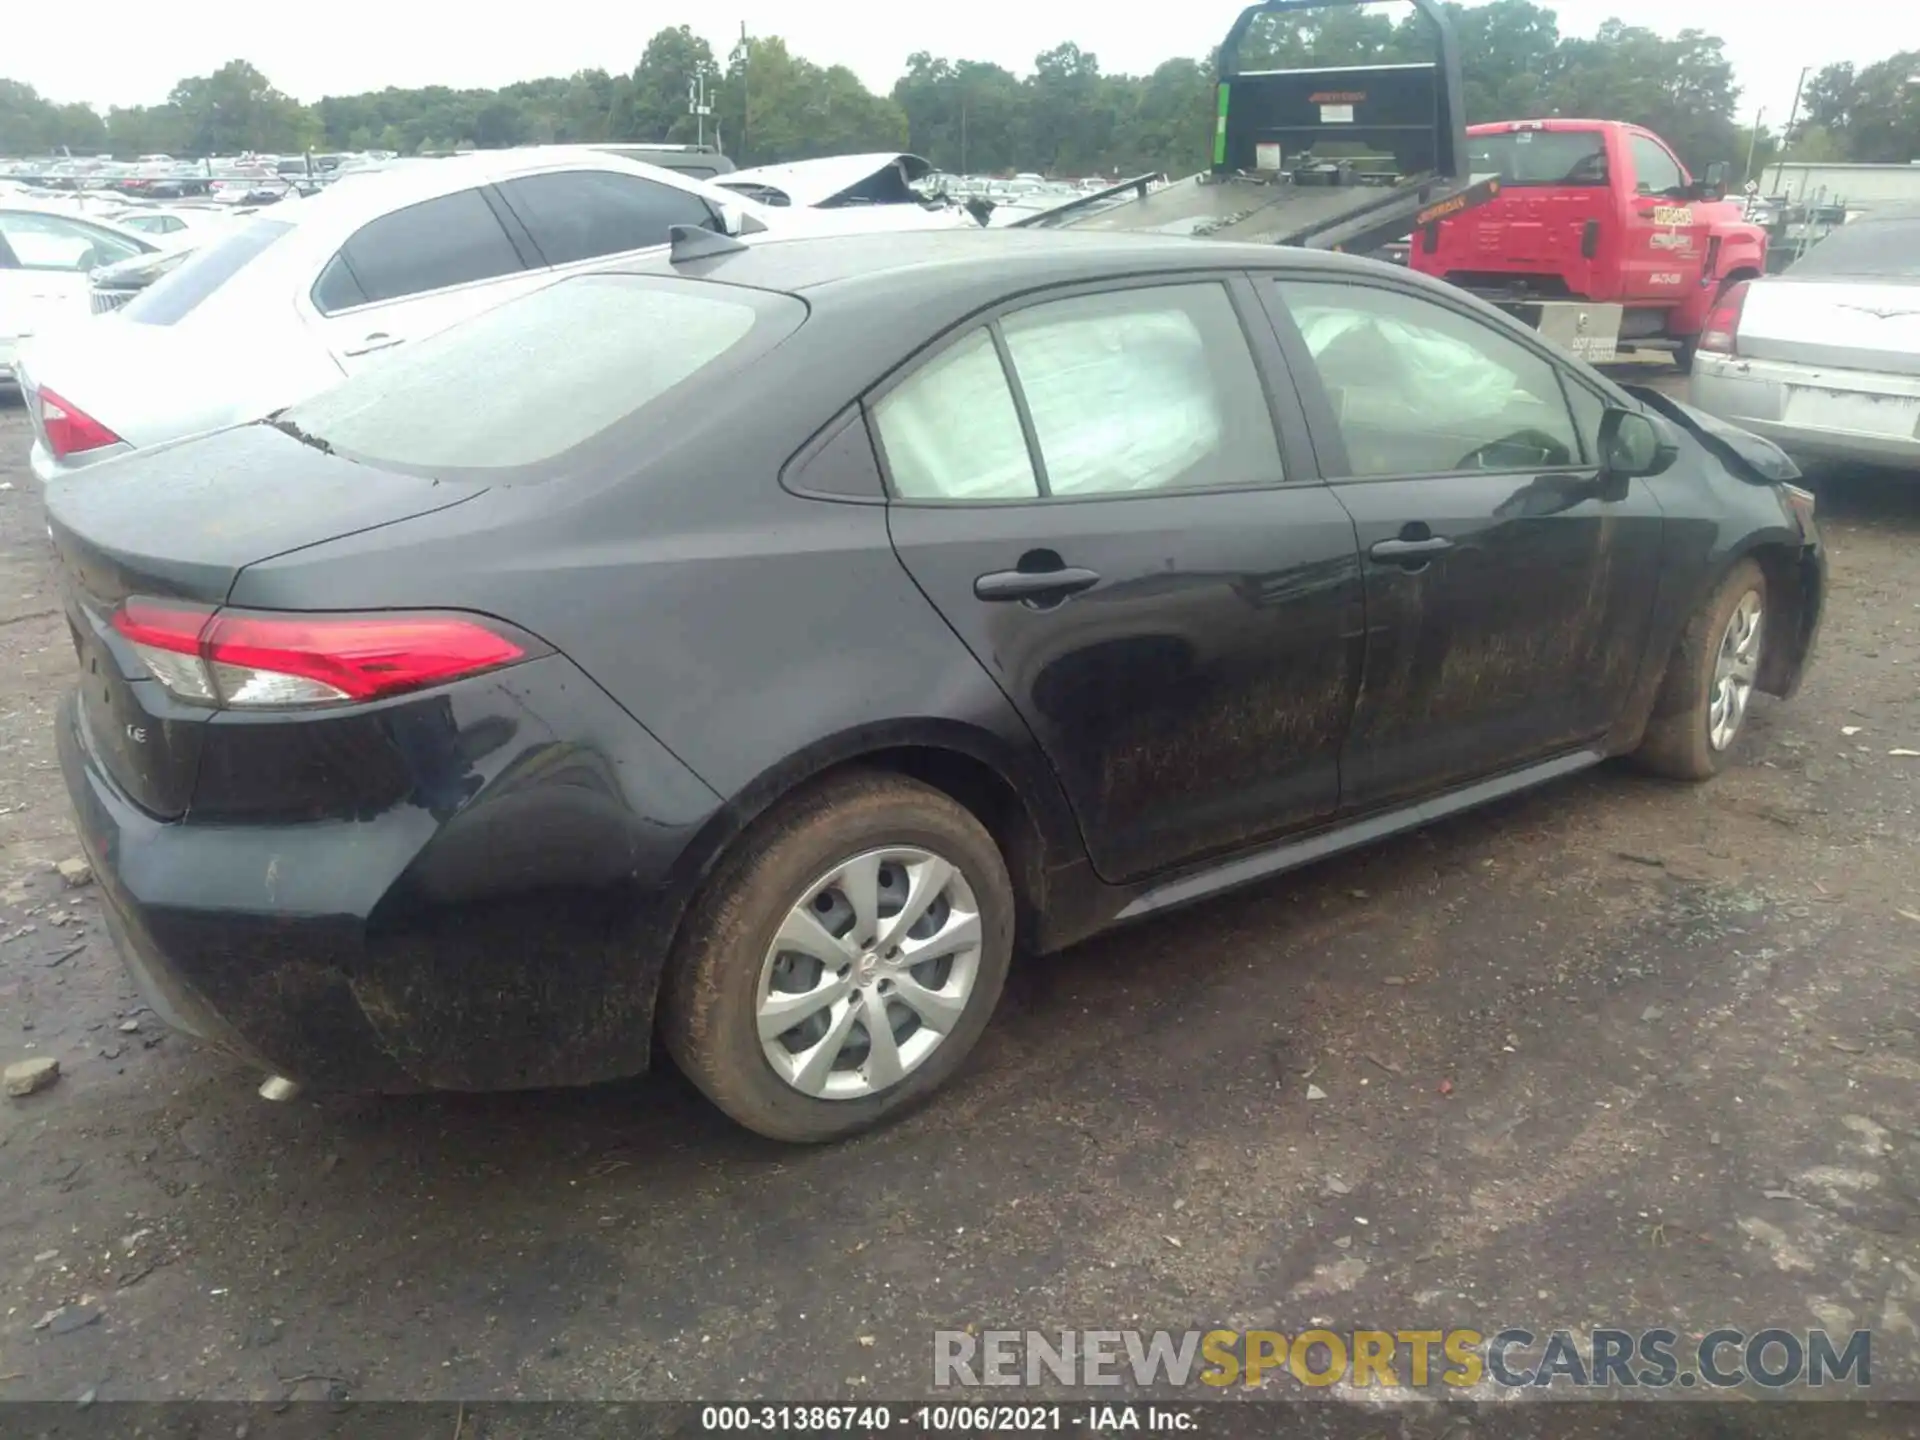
[{"x1": 10, "y1": 0, "x2": 1890, "y2": 135}]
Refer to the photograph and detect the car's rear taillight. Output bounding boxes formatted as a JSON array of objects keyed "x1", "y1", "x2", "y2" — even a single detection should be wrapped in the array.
[
  {"x1": 1698, "y1": 281, "x2": 1751, "y2": 357},
  {"x1": 37, "y1": 387, "x2": 123, "y2": 459},
  {"x1": 110, "y1": 601, "x2": 529, "y2": 709}
]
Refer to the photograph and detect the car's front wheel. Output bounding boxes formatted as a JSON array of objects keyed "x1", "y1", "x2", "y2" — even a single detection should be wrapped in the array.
[
  {"x1": 660, "y1": 771, "x2": 1015, "y2": 1143},
  {"x1": 1634, "y1": 558, "x2": 1768, "y2": 781}
]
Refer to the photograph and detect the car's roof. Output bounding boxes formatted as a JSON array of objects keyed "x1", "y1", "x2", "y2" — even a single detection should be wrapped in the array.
[
  {"x1": 259, "y1": 146, "x2": 734, "y2": 237},
  {"x1": 0, "y1": 200, "x2": 154, "y2": 237},
  {"x1": 621, "y1": 226, "x2": 1389, "y2": 299}
]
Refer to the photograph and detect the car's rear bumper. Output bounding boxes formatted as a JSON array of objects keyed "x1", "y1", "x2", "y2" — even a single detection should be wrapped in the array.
[
  {"x1": 56, "y1": 657, "x2": 723, "y2": 1094},
  {"x1": 1692, "y1": 353, "x2": 1920, "y2": 470}
]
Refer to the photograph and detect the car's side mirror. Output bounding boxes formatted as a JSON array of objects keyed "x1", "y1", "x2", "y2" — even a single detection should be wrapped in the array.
[
  {"x1": 715, "y1": 203, "x2": 768, "y2": 238},
  {"x1": 1598, "y1": 406, "x2": 1679, "y2": 484}
]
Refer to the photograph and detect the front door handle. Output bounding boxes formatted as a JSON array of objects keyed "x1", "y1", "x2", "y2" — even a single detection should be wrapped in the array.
[
  {"x1": 974, "y1": 566, "x2": 1101, "y2": 603},
  {"x1": 343, "y1": 332, "x2": 403, "y2": 357},
  {"x1": 1369, "y1": 536, "x2": 1455, "y2": 566}
]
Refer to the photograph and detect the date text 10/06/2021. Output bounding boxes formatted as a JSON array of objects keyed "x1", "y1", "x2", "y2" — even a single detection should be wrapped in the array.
[{"x1": 700, "y1": 1406, "x2": 1194, "y2": 1432}]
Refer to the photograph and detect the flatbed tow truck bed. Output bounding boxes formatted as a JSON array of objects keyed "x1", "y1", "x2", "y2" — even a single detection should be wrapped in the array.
[
  {"x1": 1021, "y1": 168, "x2": 1500, "y2": 252},
  {"x1": 1014, "y1": 0, "x2": 1500, "y2": 257}
]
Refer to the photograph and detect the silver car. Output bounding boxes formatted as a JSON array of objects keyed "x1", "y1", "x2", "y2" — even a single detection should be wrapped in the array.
[{"x1": 1690, "y1": 207, "x2": 1920, "y2": 471}]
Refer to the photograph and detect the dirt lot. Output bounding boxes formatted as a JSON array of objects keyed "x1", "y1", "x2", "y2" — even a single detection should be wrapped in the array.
[{"x1": 1, "y1": 390, "x2": 1918, "y2": 1408}]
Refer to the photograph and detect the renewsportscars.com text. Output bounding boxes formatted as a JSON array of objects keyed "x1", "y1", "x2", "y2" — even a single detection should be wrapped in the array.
[{"x1": 933, "y1": 1328, "x2": 1871, "y2": 1390}]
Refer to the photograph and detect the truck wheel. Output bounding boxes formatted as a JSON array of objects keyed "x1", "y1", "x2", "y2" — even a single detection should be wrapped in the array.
[
  {"x1": 1633, "y1": 559, "x2": 1767, "y2": 782},
  {"x1": 1673, "y1": 339, "x2": 1697, "y2": 374}
]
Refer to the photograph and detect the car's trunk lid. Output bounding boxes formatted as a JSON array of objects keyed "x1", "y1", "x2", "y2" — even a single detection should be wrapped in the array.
[
  {"x1": 21, "y1": 317, "x2": 344, "y2": 451},
  {"x1": 47, "y1": 423, "x2": 486, "y2": 819},
  {"x1": 1736, "y1": 278, "x2": 1920, "y2": 377}
]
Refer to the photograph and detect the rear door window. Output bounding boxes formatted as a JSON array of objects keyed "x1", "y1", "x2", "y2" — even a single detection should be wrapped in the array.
[
  {"x1": 872, "y1": 329, "x2": 1039, "y2": 500},
  {"x1": 497, "y1": 170, "x2": 720, "y2": 265},
  {"x1": 1000, "y1": 283, "x2": 1284, "y2": 496},
  {"x1": 873, "y1": 282, "x2": 1285, "y2": 502},
  {"x1": 311, "y1": 188, "x2": 527, "y2": 315}
]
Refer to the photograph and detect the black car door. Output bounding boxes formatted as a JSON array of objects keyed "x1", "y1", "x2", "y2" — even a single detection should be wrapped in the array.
[
  {"x1": 1257, "y1": 273, "x2": 1666, "y2": 811},
  {"x1": 878, "y1": 273, "x2": 1365, "y2": 886}
]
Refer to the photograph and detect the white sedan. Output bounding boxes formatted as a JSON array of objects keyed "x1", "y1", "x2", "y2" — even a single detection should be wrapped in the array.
[
  {"x1": 0, "y1": 206, "x2": 157, "y2": 385},
  {"x1": 18, "y1": 146, "x2": 955, "y2": 484},
  {"x1": 1690, "y1": 207, "x2": 1920, "y2": 472},
  {"x1": 104, "y1": 204, "x2": 249, "y2": 244}
]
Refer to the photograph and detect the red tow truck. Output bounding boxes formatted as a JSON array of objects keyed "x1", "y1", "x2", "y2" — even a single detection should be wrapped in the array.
[{"x1": 1409, "y1": 118, "x2": 1768, "y2": 368}]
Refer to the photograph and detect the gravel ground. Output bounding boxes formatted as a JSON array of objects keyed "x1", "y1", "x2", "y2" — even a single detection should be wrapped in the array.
[{"x1": 1, "y1": 386, "x2": 1918, "y2": 1410}]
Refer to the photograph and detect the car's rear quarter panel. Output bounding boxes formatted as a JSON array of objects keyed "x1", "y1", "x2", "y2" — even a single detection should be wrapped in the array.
[
  {"x1": 64, "y1": 649, "x2": 723, "y2": 1091},
  {"x1": 224, "y1": 306, "x2": 1093, "y2": 957}
]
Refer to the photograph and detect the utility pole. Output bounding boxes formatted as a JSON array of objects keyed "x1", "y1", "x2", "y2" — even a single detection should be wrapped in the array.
[
  {"x1": 1742, "y1": 107, "x2": 1764, "y2": 185},
  {"x1": 1782, "y1": 65, "x2": 1812, "y2": 150},
  {"x1": 687, "y1": 65, "x2": 712, "y2": 149},
  {"x1": 734, "y1": 23, "x2": 751, "y2": 158}
]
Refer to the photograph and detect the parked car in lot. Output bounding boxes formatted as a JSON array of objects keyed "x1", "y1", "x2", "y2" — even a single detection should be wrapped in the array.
[
  {"x1": 104, "y1": 204, "x2": 240, "y2": 243},
  {"x1": 86, "y1": 245, "x2": 197, "y2": 314},
  {"x1": 0, "y1": 206, "x2": 157, "y2": 384},
  {"x1": 48, "y1": 231, "x2": 1824, "y2": 1142},
  {"x1": 1689, "y1": 207, "x2": 1920, "y2": 471},
  {"x1": 18, "y1": 147, "x2": 896, "y2": 484},
  {"x1": 715, "y1": 153, "x2": 978, "y2": 230},
  {"x1": 588, "y1": 143, "x2": 736, "y2": 179}
]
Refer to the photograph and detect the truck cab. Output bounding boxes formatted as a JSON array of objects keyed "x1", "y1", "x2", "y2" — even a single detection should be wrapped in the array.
[{"x1": 1409, "y1": 119, "x2": 1768, "y2": 367}]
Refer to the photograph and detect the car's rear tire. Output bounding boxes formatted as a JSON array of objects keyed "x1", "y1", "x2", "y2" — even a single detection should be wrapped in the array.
[
  {"x1": 1633, "y1": 559, "x2": 1768, "y2": 781},
  {"x1": 660, "y1": 770, "x2": 1015, "y2": 1143}
]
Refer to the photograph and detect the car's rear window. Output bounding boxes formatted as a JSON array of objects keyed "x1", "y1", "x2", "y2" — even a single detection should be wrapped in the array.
[
  {"x1": 1467, "y1": 130, "x2": 1609, "y2": 186},
  {"x1": 122, "y1": 217, "x2": 295, "y2": 326},
  {"x1": 275, "y1": 273, "x2": 799, "y2": 475},
  {"x1": 1787, "y1": 215, "x2": 1920, "y2": 279}
]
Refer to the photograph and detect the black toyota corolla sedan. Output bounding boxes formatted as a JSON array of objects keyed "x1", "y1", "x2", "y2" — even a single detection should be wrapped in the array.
[{"x1": 49, "y1": 228, "x2": 1824, "y2": 1143}]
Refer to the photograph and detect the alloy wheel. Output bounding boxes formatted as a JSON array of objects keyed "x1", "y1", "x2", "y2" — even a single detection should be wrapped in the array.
[
  {"x1": 756, "y1": 847, "x2": 984, "y2": 1100},
  {"x1": 1708, "y1": 589, "x2": 1763, "y2": 751}
]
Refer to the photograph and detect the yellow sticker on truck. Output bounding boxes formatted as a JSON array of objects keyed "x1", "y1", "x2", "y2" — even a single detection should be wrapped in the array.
[{"x1": 1650, "y1": 205, "x2": 1694, "y2": 227}]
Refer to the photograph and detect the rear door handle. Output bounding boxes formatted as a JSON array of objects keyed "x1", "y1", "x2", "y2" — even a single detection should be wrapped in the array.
[
  {"x1": 1369, "y1": 536, "x2": 1455, "y2": 565},
  {"x1": 343, "y1": 332, "x2": 403, "y2": 357},
  {"x1": 973, "y1": 567, "x2": 1101, "y2": 603}
]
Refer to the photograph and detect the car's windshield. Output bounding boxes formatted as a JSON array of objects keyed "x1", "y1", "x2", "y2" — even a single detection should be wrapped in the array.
[
  {"x1": 1467, "y1": 130, "x2": 1609, "y2": 186},
  {"x1": 1787, "y1": 214, "x2": 1920, "y2": 280},
  {"x1": 121, "y1": 217, "x2": 295, "y2": 326},
  {"x1": 273, "y1": 273, "x2": 801, "y2": 475}
]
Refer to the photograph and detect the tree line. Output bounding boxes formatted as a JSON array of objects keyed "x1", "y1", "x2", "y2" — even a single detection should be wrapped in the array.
[{"x1": 2, "y1": 1, "x2": 1915, "y2": 181}]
